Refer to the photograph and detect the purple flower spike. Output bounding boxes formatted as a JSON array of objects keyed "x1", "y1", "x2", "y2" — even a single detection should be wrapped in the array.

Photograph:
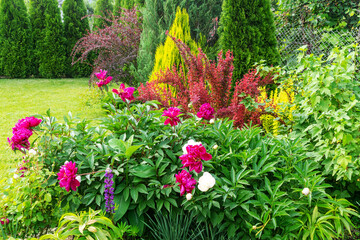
[{"x1": 104, "y1": 168, "x2": 115, "y2": 213}]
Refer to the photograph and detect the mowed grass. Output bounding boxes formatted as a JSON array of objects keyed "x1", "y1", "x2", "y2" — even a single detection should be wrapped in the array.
[{"x1": 0, "y1": 78, "x2": 105, "y2": 178}]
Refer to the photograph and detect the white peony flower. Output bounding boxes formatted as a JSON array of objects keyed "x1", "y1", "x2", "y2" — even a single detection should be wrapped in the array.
[
  {"x1": 198, "y1": 184, "x2": 210, "y2": 192},
  {"x1": 198, "y1": 172, "x2": 216, "y2": 192},
  {"x1": 186, "y1": 193, "x2": 193, "y2": 200},
  {"x1": 182, "y1": 139, "x2": 202, "y2": 154},
  {"x1": 13, "y1": 174, "x2": 20, "y2": 179},
  {"x1": 76, "y1": 176, "x2": 81, "y2": 183},
  {"x1": 209, "y1": 119, "x2": 215, "y2": 124},
  {"x1": 213, "y1": 144, "x2": 218, "y2": 150},
  {"x1": 302, "y1": 187, "x2": 310, "y2": 196},
  {"x1": 28, "y1": 149, "x2": 37, "y2": 155}
]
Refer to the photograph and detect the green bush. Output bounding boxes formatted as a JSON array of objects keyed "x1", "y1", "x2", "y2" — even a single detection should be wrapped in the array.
[
  {"x1": 291, "y1": 44, "x2": 360, "y2": 183},
  {"x1": 29, "y1": 0, "x2": 67, "y2": 78},
  {"x1": 0, "y1": 0, "x2": 33, "y2": 78},
  {"x1": 0, "y1": 152, "x2": 63, "y2": 238},
  {"x1": 63, "y1": 0, "x2": 92, "y2": 77},
  {"x1": 29, "y1": 97, "x2": 359, "y2": 239},
  {"x1": 94, "y1": 0, "x2": 113, "y2": 29},
  {"x1": 219, "y1": 0, "x2": 280, "y2": 87}
]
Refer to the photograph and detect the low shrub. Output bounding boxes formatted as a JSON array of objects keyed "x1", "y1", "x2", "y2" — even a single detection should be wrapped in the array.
[{"x1": 11, "y1": 97, "x2": 357, "y2": 239}]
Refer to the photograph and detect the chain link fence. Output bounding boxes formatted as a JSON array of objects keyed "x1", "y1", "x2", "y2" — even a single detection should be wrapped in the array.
[{"x1": 276, "y1": 26, "x2": 360, "y2": 68}]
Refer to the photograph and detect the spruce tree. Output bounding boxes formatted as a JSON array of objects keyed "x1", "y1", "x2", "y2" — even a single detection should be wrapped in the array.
[
  {"x1": 0, "y1": 0, "x2": 33, "y2": 78},
  {"x1": 94, "y1": 0, "x2": 113, "y2": 28},
  {"x1": 30, "y1": 0, "x2": 67, "y2": 78},
  {"x1": 63, "y1": 0, "x2": 92, "y2": 77},
  {"x1": 219, "y1": 0, "x2": 280, "y2": 85}
]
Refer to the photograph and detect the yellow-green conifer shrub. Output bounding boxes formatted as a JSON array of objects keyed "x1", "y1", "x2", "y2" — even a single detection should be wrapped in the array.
[
  {"x1": 149, "y1": 7, "x2": 198, "y2": 82},
  {"x1": 258, "y1": 79, "x2": 296, "y2": 135}
]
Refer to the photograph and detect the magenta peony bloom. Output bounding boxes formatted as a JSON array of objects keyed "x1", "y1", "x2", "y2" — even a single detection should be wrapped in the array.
[
  {"x1": 112, "y1": 83, "x2": 135, "y2": 102},
  {"x1": 57, "y1": 161, "x2": 80, "y2": 192},
  {"x1": 7, "y1": 128, "x2": 33, "y2": 151},
  {"x1": 179, "y1": 144, "x2": 212, "y2": 173},
  {"x1": 95, "y1": 69, "x2": 113, "y2": 87},
  {"x1": 162, "y1": 107, "x2": 181, "y2": 126},
  {"x1": 175, "y1": 170, "x2": 196, "y2": 196},
  {"x1": 0, "y1": 217, "x2": 9, "y2": 225},
  {"x1": 197, "y1": 103, "x2": 215, "y2": 120},
  {"x1": 13, "y1": 116, "x2": 42, "y2": 132}
]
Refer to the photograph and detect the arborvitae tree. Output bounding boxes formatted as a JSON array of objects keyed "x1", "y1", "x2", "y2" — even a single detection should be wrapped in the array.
[
  {"x1": 0, "y1": 0, "x2": 33, "y2": 78},
  {"x1": 63, "y1": 0, "x2": 92, "y2": 77},
  {"x1": 30, "y1": 0, "x2": 67, "y2": 78},
  {"x1": 94, "y1": 0, "x2": 113, "y2": 28},
  {"x1": 114, "y1": 0, "x2": 144, "y2": 14},
  {"x1": 134, "y1": 0, "x2": 222, "y2": 83},
  {"x1": 219, "y1": 0, "x2": 280, "y2": 85},
  {"x1": 150, "y1": 7, "x2": 198, "y2": 81}
]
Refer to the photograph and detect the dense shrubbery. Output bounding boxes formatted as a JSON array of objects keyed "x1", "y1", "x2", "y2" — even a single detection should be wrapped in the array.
[
  {"x1": 2, "y1": 74, "x2": 360, "y2": 238},
  {"x1": 72, "y1": 8, "x2": 142, "y2": 85}
]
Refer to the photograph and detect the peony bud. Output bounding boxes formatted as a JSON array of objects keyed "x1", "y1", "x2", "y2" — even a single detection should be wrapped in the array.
[
  {"x1": 302, "y1": 187, "x2": 310, "y2": 196},
  {"x1": 76, "y1": 176, "x2": 81, "y2": 183},
  {"x1": 88, "y1": 226, "x2": 97, "y2": 233},
  {"x1": 209, "y1": 119, "x2": 215, "y2": 124},
  {"x1": 28, "y1": 149, "x2": 37, "y2": 155},
  {"x1": 186, "y1": 193, "x2": 193, "y2": 200},
  {"x1": 213, "y1": 144, "x2": 218, "y2": 150}
]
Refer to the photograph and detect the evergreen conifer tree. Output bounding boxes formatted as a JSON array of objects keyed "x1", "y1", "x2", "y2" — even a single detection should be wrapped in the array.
[
  {"x1": 0, "y1": 0, "x2": 33, "y2": 78},
  {"x1": 219, "y1": 0, "x2": 280, "y2": 85},
  {"x1": 63, "y1": 0, "x2": 92, "y2": 77},
  {"x1": 150, "y1": 7, "x2": 198, "y2": 81},
  {"x1": 114, "y1": 0, "x2": 145, "y2": 13},
  {"x1": 134, "y1": 0, "x2": 222, "y2": 83},
  {"x1": 94, "y1": 0, "x2": 113, "y2": 28},
  {"x1": 30, "y1": 0, "x2": 67, "y2": 78}
]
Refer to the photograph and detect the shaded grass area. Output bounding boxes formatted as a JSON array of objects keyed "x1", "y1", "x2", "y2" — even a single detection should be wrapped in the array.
[{"x1": 0, "y1": 78, "x2": 105, "y2": 178}]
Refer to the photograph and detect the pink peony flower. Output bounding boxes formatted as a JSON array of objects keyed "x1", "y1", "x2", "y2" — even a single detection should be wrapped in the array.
[
  {"x1": 7, "y1": 128, "x2": 33, "y2": 151},
  {"x1": 0, "y1": 217, "x2": 9, "y2": 225},
  {"x1": 13, "y1": 116, "x2": 42, "y2": 132},
  {"x1": 197, "y1": 103, "x2": 215, "y2": 120},
  {"x1": 95, "y1": 69, "x2": 113, "y2": 87},
  {"x1": 179, "y1": 144, "x2": 212, "y2": 173},
  {"x1": 175, "y1": 170, "x2": 197, "y2": 196},
  {"x1": 57, "y1": 161, "x2": 80, "y2": 192},
  {"x1": 162, "y1": 107, "x2": 181, "y2": 126},
  {"x1": 112, "y1": 83, "x2": 135, "y2": 102}
]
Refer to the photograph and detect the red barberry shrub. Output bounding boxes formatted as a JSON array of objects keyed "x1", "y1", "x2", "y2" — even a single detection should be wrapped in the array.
[
  {"x1": 71, "y1": 7, "x2": 142, "y2": 85},
  {"x1": 138, "y1": 34, "x2": 275, "y2": 129}
]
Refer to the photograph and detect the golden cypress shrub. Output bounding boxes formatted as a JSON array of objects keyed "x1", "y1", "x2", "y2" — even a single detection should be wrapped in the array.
[{"x1": 149, "y1": 7, "x2": 198, "y2": 82}]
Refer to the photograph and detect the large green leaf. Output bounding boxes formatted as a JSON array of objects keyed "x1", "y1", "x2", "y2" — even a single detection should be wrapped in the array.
[{"x1": 113, "y1": 194, "x2": 131, "y2": 222}]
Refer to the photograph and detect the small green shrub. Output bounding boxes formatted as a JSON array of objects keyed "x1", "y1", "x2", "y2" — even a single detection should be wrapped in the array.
[{"x1": 30, "y1": 97, "x2": 359, "y2": 239}]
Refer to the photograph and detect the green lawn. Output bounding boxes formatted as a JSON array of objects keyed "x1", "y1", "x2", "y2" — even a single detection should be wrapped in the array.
[{"x1": 0, "y1": 78, "x2": 106, "y2": 178}]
